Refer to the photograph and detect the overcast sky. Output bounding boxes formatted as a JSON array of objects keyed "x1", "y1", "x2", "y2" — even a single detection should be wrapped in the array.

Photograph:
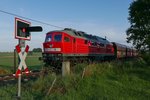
[{"x1": 0, "y1": 0, "x2": 132, "y2": 52}]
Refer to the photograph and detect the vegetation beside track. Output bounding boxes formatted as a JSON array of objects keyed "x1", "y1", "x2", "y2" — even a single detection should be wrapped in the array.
[{"x1": 0, "y1": 57, "x2": 150, "y2": 100}]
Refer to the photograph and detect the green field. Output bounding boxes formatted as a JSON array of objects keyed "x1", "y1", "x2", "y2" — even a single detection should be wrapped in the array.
[
  {"x1": 0, "y1": 52, "x2": 42, "y2": 74},
  {"x1": 0, "y1": 57, "x2": 150, "y2": 100}
]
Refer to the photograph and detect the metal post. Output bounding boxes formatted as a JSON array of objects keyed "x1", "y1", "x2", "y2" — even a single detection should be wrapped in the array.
[
  {"x1": 17, "y1": 39, "x2": 25, "y2": 99},
  {"x1": 17, "y1": 74, "x2": 21, "y2": 99}
]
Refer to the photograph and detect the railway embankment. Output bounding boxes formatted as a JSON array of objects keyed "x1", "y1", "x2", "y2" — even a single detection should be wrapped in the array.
[{"x1": 0, "y1": 58, "x2": 150, "y2": 99}]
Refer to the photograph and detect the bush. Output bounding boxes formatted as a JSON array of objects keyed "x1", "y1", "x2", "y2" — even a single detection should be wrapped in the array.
[
  {"x1": 142, "y1": 52, "x2": 150, "y2": 65},
  {"x1": 32, "y1": 48, "x2": 42, "y2": 52}
]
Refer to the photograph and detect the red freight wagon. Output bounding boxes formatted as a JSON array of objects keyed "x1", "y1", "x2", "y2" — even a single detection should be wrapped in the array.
[
  {"x1": 126, "y1": 47, "x2": 132, "y2": 57},
  {"x1": 112, "y1": 42, "x2": 127, "y2": 59}
]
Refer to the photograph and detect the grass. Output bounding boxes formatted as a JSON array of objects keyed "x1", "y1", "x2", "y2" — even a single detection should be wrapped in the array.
[
  {"x1": 0, "y1": 52, "x2": 42, "y2": 74},
  {"x1": 0, "y1": 58, "x2": 150, "y2": 100}
]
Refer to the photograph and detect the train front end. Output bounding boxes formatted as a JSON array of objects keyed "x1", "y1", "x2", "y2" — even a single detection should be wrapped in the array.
[{"x1": 42, "y1": 31, "x2": 63, "y2": 66}]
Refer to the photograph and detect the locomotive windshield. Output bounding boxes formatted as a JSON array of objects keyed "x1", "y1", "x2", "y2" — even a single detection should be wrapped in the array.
[
  {"x1": 45, "y1": 35, "x2": 52, "y2": 42},
  {"x1": 54, "y1": 34, "x2": 62, "y2": 42}
]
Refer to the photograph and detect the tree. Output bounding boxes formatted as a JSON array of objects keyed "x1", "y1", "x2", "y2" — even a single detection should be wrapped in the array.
[
  {"x1": 126, "y1": 0, "x2": 150, "y2": 52},
  {"x1": 32, "y1": 48, "x2": 42, "y2": 52}
]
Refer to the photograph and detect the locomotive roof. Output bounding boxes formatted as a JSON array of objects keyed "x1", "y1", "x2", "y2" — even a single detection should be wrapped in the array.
[
  {"x1": 47, "y1": 28, "x2": 86, "y2": 39},
  {"x1": 94, "y1": 36, "x2": 111, "y2": 44},
  {"x1": 47, "y1": 28, "x2": 111, "y2": 44},
  {"x1": 112, "y1": 42, "x2": 127, "y2": 48},
  {"x1": 62, "y1": 28, "x2": 111, "y2": 44}
]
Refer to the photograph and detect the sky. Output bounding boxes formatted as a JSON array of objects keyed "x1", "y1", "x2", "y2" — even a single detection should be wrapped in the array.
[{"x1": 0, "y1": 0, "x2": 133, "y2": 52}]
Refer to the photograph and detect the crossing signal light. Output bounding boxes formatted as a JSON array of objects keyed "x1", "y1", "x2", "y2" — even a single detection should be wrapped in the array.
[
  {"x1": 22, "y1": 28, "x2": 26, "y2": 33},
  {"x1": 15, "y1": 17, "x2": 31, "y2": 40},
  {"x1": 15, "y1": 17, "x2": 43, "y2": 41},
  {"x1": 21, "y1": 26, "x2": 43, "y2": 33},
  {"x1": 20, "y1": 26, "x2": 43, "y2": 37}
]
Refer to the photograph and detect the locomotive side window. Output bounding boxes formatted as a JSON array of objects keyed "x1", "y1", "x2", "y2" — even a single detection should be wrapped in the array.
[
  {"x1": 64, "y1": 37, "x2": 70, "y2": 42},
  {"x1": 54, "y1": 34, "x2": 62, "y2": 42},
  {"x1": 45, "y1": 35, "x2": 52, "y2": 42}
]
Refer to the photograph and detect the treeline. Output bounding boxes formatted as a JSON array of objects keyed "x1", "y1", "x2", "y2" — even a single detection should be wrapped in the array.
[
  {"x1": 32, "y1": 48, "x2": 42, "y2": 52},
  {"x1": 127, "y1": 0, "x2": 150, "y2": 52},
  {"x1": 28, "y1": 48, "x2": 42, "y2": 55}
]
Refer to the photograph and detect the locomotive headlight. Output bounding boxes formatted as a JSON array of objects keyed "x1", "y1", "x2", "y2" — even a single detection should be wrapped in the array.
[{"x1": 50, "y1": 44, "x2": 53, "y2": 48}]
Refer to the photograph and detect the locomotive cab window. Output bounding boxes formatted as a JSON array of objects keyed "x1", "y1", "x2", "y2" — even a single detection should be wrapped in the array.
[
  {"x1": 54, "y1": 34, "x2": 62, "y2": 42},
  {"x1": 64, "y1": 37, "x2": 70, "y2": 42},
  {"x1": 45, "y1": 35, "x2": 52, "y2": 42}
]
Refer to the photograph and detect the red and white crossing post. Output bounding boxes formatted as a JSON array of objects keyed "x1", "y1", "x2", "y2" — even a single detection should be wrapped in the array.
[
  {"x1": 14, "y1": 17, "x2": 42, "y2": 99},
  {"x1": 15, "y1": 44, "x2": 30, "y2": 77}
]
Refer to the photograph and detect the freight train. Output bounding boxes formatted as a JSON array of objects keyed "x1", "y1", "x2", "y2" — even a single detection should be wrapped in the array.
[{"x1": 41, "y1": 28, "x2": 138, "y2": 68}]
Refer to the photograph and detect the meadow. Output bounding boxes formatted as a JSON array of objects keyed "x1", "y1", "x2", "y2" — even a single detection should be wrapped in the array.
[
  {"x1": 0, "y1": 52, "x2": 42, "y2": 74},
  {"x1": 0, "y1": 54, "x2": 150, "y2": 100}
]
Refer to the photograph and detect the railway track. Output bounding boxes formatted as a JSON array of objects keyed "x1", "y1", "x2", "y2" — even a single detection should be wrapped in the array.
[
  {"x1": 0, "y1": 58, "x2": 137, "y2": 86},
  {"x1": 0, "y1": 70, "x2": 42, "y2": 85}
]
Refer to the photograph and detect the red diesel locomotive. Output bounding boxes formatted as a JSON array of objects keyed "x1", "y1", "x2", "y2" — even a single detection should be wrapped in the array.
[{"x1": 42, "y1": 28, "x2": 137, "y2": 67}]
